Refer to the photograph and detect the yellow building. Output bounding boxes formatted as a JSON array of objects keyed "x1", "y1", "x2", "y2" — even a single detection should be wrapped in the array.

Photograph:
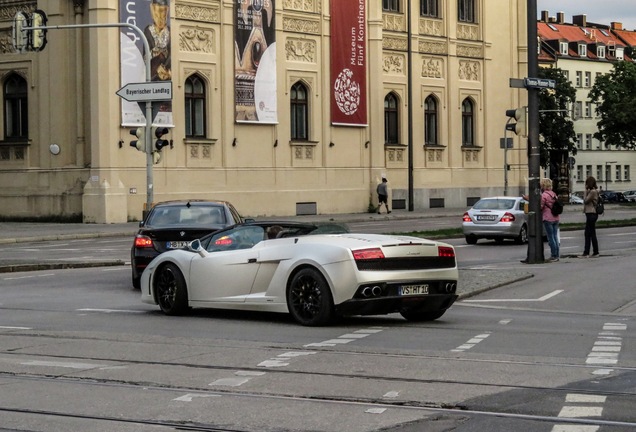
[{"x1": 0, "y1": 0, "x2": 529, "y2": 222}]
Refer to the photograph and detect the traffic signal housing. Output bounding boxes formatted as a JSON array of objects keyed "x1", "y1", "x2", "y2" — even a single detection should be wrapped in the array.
[
  {"x1": 130, "y1": 128, "x2": 145, "y2": 151},
  {"x1": 154, "y1": 127, "x2": 170, "y2": 151},
  {"x1": 30, "y1": 10, "x2": 47, "y2": 52},
  {"x1": 505, "y1": 107, "x2": 527, "y2": 137}
]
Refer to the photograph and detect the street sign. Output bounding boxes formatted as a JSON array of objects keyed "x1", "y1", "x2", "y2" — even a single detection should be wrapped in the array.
[
  {"x1": 116, "y1": 81, "x2": 173, "y2": 102},
  {"x1": 509, "y1": 78, "x2": 525, "y2": 88},
  {"x1": 524, "y1": 77, "x2": 556, "y2": 89}
]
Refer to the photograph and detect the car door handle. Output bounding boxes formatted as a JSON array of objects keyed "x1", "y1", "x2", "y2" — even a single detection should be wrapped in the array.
[{"x1": 248, "y1": 258, "x2": 257, "y2": 263}]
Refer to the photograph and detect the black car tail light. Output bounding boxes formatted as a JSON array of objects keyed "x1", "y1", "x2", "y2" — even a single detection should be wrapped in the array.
[{"x1": 134, "y1": 235, "x2": 154, "y2": 248}]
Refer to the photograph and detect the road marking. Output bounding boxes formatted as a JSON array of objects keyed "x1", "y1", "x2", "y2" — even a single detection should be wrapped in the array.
[
  {"x1": 174, "y1": 394, "x2": 220, "y2": 402},
  {"x1": 565, "y1": 394, "x2": 606, "y2": 403},
  {"x1": 463, "y1": 290, "x2": 563, "y2": 303},
  {"x1": 0, "y1": 325, "x2": 32, "y2": 330},
  {"x1": 365, "y1": 408, "x2": 387, "y2": 414},
  {"x1": 499, "y1": 319, "x2": 512, "y2": 325},
  {"x1": 77, "y1": 308, "x2": 145, "y2": 314},
  {"x1": 451, "y1": 333, "x2": 490, "y2": 352},
  {"x1": 3, "y1": 274, "x2": 55, "y2": 280},
  {"x1": 21, "y1": 360, "x2": 109, "y2": 369},
  {"x1": 305, "y1": 327, "x2": 384, "y2": 347},
  {"x1": 383, "y1": 391, "x2": 400, "y2": 399},
  {"x1": 558, "y1": 406, "x2": 603, "y2": 418}
]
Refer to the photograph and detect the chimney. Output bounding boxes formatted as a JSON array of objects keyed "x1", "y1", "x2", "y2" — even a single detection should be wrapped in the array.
[
  {"x1": 611, "y1": 22, "x2": 623, "y2": 31},
  {"x1": 573, "y1": 14, "x2": 587, "y2": 27},
  {"x1": 541, "y1": 10, "x2": 550, "y2": 22},
  {"x1": 556, "y1": 12, "x2": 565, "y2": 24}
]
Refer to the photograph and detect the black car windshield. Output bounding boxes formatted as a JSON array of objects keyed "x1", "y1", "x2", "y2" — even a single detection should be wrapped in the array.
[
  {"x1": 148, "y1": 205, "x2": 226, "y2": 227},
  {"x1": 473, "y1": 199, "x2": 516, "y2": 210}
]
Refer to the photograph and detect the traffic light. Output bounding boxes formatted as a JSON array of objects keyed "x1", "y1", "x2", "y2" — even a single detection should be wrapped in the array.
[
  {"x1": 505, "y1": 107, "x2": 527, "y2": 137},
  {"x1": 12, "y1": 12, "x2": 29, "y2": 53},
  {"x1": 130, "y1": 128, "x2": 145, "y2": 152},
  {"x1": 154, "y1": 127, "x2": 170, "y2": 151},
  {"x1": 30, "y1": 10, "x2": 47, "y2": 52}
]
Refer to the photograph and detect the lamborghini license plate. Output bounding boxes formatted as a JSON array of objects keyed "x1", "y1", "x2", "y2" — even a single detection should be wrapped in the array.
[{"x1": 399, "y1": 284, "x2": 429, "y2": 295}]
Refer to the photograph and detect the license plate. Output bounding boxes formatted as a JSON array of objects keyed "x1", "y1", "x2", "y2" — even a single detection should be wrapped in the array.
[
  {"x1": 476, "y1": 215, "x2": 497, "y2": 221},
  {"x1": 166, "y1": 241, "x2": 188, "y2": 249},
  {"x1": 399, "y1": 284, "x2": 429, "y2": 296}
]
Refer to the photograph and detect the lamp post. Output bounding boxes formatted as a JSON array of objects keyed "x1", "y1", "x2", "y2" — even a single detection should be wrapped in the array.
[{"x1": 605, "y1": 161, "x2": 617, "y2": 192}]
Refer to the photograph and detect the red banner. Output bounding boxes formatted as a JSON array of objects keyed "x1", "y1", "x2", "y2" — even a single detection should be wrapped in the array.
[{"x1": 330, "y1": 0, "x2": 367, "y2": 126}]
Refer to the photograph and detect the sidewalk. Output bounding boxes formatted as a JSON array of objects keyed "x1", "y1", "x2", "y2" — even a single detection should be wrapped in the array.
[{"x1": 0, "y1": 204, "x2": 632, "y2": 299}]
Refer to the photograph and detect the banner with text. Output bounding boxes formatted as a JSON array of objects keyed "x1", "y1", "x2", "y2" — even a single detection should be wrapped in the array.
[
  {"x1": 234, "y1": 0, "x2": 277, "y2": 123},
  {"x1": 330, "y1": 0, "x2": 367, "y2": 126},
  {"x1": 119, "y1": 0, "x2": 173, "y2": 127}
]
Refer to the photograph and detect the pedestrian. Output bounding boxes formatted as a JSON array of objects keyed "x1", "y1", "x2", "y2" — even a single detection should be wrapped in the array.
[
  {"x1": 376, "y1": 177, "x2": 391, "y2": 214},
  {"x1": 580, "y1": 176, "x2": 600, "y2": 258},
  {"x1": 540, "y1": 178, "x2": 560, "y2": 262}
]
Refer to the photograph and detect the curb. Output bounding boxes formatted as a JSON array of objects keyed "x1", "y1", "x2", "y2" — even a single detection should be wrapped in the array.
[{"x1": 0, "y1": 261, "x2": 127, "y2": 274}]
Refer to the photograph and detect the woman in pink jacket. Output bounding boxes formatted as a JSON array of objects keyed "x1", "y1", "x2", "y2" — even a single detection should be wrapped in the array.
[{"x1": 540, "y1": 178, "x2": 560, "y2": 262}]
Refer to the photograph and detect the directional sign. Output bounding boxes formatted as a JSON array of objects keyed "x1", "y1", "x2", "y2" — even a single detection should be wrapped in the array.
[
  {"x1": 116, "y1": 81, "x2": 173, "y2": 102},
  {"x1": 524, "y1": 77, "x2": 556, "y2": 89}
]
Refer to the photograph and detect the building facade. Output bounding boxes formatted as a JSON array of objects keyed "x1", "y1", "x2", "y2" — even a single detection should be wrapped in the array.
[
  {"x1": 538, "y1": 11, "x2": 636, "y2": 195},
  {"x1": 0, "y1": 0, "x2": 529, "y2": 222}
]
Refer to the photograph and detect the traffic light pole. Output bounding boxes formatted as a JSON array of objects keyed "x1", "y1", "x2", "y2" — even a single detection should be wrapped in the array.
[
  {"x1": 20, "y1": 22, "x2": 154, "y2": 213},
  {"x1": 526, "y1": 0, "x2": 544, "y2": 263}
]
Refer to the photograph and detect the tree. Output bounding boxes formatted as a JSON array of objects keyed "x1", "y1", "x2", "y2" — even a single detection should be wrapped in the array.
[
  {"x1": 537, "y1": 67, "x2": 577, "y2": 168},
  {"x1": 588, "y1": 61, "x2": 636, "y2": 150}
]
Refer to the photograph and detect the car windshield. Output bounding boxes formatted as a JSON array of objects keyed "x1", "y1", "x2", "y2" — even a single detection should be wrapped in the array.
[
  {"x1": 473, "y1": 199, "x2": 516, "y2": 210},
  {"x1": 148, "y1": 205, "x2": 226, "y2": 227},
  {"x1": 206, "y1": 226, "x2": 266, "y2": 252}
]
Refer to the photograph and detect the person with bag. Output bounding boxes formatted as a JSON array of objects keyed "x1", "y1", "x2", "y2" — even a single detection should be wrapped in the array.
[
  {"x1": 580, "y1": 176, "x2": 600, "y2": 258},
  {"x1": 540, "y1": 178, "x2": 560, "y2": 262}
]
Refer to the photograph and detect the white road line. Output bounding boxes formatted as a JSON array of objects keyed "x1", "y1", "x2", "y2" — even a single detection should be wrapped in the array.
[
  {"x1": 76, "y1": 308, "x2": 145, "y2": 314},
  {"x1": 21, "y1": 360, "x2": 109, "y2": 369},
  {"x1": 0, "y1": 326, "x2": 32, "y2": 330},
  {"x1": 173, "y1": 394, "x2": 220, "y2": 402},
  {"x1": 451, "y1": 333, "x2": 490, "y2": 352},
  {"x1": 499, "y1": 319, "x2": 512, "y2": 325},
  {"x1": 558, "y1": 406, "x2": 603, "y2": 418},
  {"x1": 462, "y1": 290, "x2": 563, "y2": 303},
  {"x1": 565, "y1": 394, "x2": 606, "y2": 403},
  {"x1": 3, "y1": 274, "x2": 55, "y2": 280}
]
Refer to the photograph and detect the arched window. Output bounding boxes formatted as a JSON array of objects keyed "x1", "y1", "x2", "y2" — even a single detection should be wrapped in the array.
[
  {"x1": 3, "y1": 73, "x2": 28, "y2": 141},
  {"x1": 184, "y1": 74, "x2": 206, "y2": 138},
  {"x1": 458, "y1": 0, "x2": 475, "y2": 23},
  {"x1": 290, "y1": 82, "x2": 309, "y2": 141},
  {"x1": 462, "y1": 98, "x2": 474, "y2": 147},
  {"x1": 424, "y1": 95, "x2": 438, "y2": 146},
  {"x1": 384, "y1": 93, "x2": 399, "y2": 144}
]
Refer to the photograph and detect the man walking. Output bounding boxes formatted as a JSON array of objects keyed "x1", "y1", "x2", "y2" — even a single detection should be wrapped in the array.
[{"x1": 377, "y1": 177, "x2": 391, "y2": 214}]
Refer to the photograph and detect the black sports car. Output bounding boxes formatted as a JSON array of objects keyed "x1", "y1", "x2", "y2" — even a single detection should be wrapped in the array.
[{"x1": 131, "y1": 200, "x2": 244, "y2": 288}]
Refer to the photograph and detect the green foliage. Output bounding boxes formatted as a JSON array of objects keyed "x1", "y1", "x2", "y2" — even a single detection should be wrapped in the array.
[
  {"x1": 589, "y1": 61, "x2": 636, "y2": 150},
  {"x1": 538, "y1": 67, "x2": 577, "y2": 168}
]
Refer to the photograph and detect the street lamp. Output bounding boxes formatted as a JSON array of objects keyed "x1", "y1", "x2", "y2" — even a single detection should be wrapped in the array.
[{"x1": 605, "y1": 161, "x2": 617, "y2": 192}]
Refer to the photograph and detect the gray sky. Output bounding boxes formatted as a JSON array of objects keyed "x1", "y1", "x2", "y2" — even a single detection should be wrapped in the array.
[{"x1": 537, "y1": 0, "x2": 636, "y2": 30}]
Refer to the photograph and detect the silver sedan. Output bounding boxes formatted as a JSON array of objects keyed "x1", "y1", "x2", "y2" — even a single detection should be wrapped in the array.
[{"x1": 462, "y1": 196, "x2": 529, "y2": 244}]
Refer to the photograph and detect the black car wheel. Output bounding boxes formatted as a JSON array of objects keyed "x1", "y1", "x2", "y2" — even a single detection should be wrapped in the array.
[
  {"x1": 400, "y1": 308, "x2": 446, "y2": 322},
  {"x1": 287, "y1": 268, "x2": 334, "y2": 326},
  {"x1": 515, "y1": 224, "x2": 528, "y2": 244},
  {"x1": 465, "y1": 235, "x2": 478, "y2": 245},
  {"x1": 154, "y1": 263, "x2": 189, "y2": 316}
]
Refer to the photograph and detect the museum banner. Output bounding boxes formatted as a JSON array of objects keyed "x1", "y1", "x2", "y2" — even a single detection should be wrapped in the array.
[
  {"x1": 119, "y1": 0, "x2": 173, "y2": 127},
  {"x1": 234, "y1": 0, "x2": 277, "y2": 123},
  {"x1": 330, "y1": 0, "x2": 367, "y2": 126}
]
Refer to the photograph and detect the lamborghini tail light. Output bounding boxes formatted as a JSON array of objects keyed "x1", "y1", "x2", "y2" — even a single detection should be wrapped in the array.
[
  {"x1": 438, "y1": 246, "x2": 455, "y2": 258},
  {"x1": 352, "y1": 248, "x2": 385, "y2": 260}
]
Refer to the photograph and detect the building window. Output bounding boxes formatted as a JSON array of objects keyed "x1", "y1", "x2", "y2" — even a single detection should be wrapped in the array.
[
  {"x1": 382, "y1": 0, "x2": 399, "y2": 12},
  {"x1": 585, "y1": 134, "x2": 592, "y2": 150},
  {"x1": 605, "y1": 164, "x2": 611, "y2": 183},
  {"x1": 585, "y1": 71, "x2": 591, "y2": 87},
  {"x1": 575, "y1": 101, "x2": 583, "y2": 119},
  {"x1": 384, "y1": 93, "x2": 399, "y2": 144},
  {"x1": 290, "y1": 82, "x2": 309, "y2": 141},
  {"x1": 575, "y1": 71, "x2": 582, "y2": 87},
  {"x1": 616, "y1": 47, "x2": 624, "y2": 60},
  {"x1": 184, "y1": 74, "x2": 206, "y2": 138},
  {"x1": 3, "y1": 73, "x2": 28, "y2": 141},
  {"x1": 458, "y1": 0, "x2": 475, "y2": 23},
  {"x1": 578, "y1": 43, "x2": 587, "y2": 56},
  {"x1": 560, "y1": 42, "x2": 568, "y2": 55},
  {"x1": 461, "y1": 98, "x2": 474, "y2": 146},
  {"x1": 597, "y1": 46, "x2": 606, "y2": 58},
  {"x1": 586, "y1": 165, "x2": 592, "y2": 179},
  {"x1": 576, "y1": 133, "x2": 582, "y2": 150},
  {"x1": 616, "y1": 165, "x2": 622, "y2": 181},
  {"x1": 585, "y1": 102, "x2": 592, "y2": 118},
  {"x1": 424, "y1": 95, "x2": 438, "y2": 146},
  {"x1": 625, "y1": 165, "x2": 630, "y2": 181},
  {"x1": 421, "y1": 0, "x2": 438, "y2": 17},
  {"x1": 596, "y1": 165, "x2": 603, "y2": 181},
  {"x1": 577, "y1": 165, "x2": 583, "y2": 181}
]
